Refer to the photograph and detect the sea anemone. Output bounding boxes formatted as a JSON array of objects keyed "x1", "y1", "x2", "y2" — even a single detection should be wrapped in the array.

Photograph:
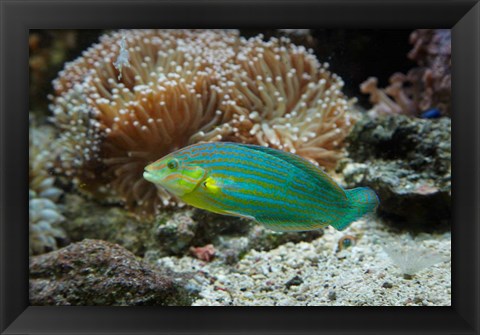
[
  {"x1": 49, "y1": 29, "x2": 239, "y2": 214},
  {"x1": 212, "y1": 35, "x2": 355, "y2": 168},
  {"x1": 49, "y1": 29, "x2": 355, "y2": 215}
]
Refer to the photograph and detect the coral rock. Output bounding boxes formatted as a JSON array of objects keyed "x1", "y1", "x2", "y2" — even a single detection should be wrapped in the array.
[
  {"x1": 29, "y1": 239, "x2": 192, "y2": 305},
  {"x1": 339, "y1": 114, "x2": 451, "y2": 227},
  {"x1": 60, "y1": 194, "x2": 154, "y2": 256},
  {"x1": 360, "y1": 29, "x2": 451, "y2": 117},
  {"x1": 190, "y1": 244, "x2": 216, "y2": 262}
]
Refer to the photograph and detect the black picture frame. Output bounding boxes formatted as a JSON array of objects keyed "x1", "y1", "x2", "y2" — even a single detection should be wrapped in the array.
[{"x1": 1, "y1": 0, "x2": 479, "y2": 334}]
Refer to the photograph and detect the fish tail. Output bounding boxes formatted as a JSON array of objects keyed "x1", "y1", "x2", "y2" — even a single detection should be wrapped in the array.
[{"x1": 330, "y1": 187, "x2": 379, "y2": 231}]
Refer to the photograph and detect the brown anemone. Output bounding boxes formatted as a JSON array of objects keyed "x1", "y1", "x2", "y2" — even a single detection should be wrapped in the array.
[{"x1": 50, "y1": 30, "x2": 355, "y2": 215}]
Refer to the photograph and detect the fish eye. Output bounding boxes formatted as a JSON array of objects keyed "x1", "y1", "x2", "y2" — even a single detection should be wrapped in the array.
[{"x1": 167, "y1": 159, "x2": 178, "y2": 170}]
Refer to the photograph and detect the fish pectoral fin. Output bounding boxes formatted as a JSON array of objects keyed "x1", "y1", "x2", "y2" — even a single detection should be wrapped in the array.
[
  {"x1": 202, "y1": 176, "x2": 221, "y2": 194},
  {"x1": 202, "y1": 176, "x2": 239, "y2": 194}
]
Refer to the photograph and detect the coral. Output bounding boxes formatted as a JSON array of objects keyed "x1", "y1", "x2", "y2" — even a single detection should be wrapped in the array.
[
  {"x1": 50, "y1": 29, "x2": 239, "y2": 213},
  {"x1": 30, "y1": 129, "x2": 63, "y2": 201},
  {"x1": 29, "y1": 116, "x2": 67, "y2": 255},
  {"x1": 49, "y1": 29, "x2": 354, "y2": 215},
  {"x1": 29, "y1": 195, "x2": 67, "y2": 255},
  {"x1": 215, "y1": 35, "x2": 355, "y2": 168},
  {"x1": 360, "y1": 29, "x2": 451, "y2": 117},
  {"x1": 190, "y1": 244, "x2": 216, "y2": 262}
]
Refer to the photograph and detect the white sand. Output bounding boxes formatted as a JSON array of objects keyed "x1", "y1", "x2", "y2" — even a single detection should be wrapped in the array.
[{"x1": 156, "y1": 218, "x2": 451, "y2": 306}]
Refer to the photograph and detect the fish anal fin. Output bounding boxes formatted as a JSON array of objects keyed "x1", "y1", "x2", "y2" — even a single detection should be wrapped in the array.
[
  {"x1": 222, "y1": 209, "x2": 255, "y2": 221},
  {"x1": 329, "y1": 219, "x2": 353, "y2": 231},
  {"x1": 255, "y1": 215, "x2": 327, "y2": 232}
]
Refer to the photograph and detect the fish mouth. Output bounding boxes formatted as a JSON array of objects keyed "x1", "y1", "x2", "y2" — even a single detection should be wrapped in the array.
[{"x1": 143, "y1": 170, "x2": 158, "y2": 184}]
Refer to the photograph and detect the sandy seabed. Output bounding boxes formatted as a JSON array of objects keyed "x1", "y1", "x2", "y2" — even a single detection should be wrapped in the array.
[{"x1": 156, "y1": 218, "x2": 451, "y2": 306}]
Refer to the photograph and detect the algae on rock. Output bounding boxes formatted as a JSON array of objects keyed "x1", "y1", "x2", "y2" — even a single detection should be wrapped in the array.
[
  {"x1": 339, "y1": 114, "x2": 451, "y2": 227},
  {"x1": 61, "y1": 194, "x2": 155, "y2": 256},
  {"x1": 29, "y1": 239, "x2": 193, "y2": 306}
]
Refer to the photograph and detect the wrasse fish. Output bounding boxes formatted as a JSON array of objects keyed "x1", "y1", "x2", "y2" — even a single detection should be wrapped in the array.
[{"x1": 143, "y1": 142, "x2": 379, "y2": 232}]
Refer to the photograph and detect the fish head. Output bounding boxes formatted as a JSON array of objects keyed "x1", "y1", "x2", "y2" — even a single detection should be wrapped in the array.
[{"x1": 143, "y1": 152, "x2": 207, "y2": 197}]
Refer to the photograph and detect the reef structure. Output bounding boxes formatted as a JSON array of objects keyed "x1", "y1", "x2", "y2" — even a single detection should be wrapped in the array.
[
  {"x1": 29, "y1": 116, "x2": 67, "y2": 254},
  {"x1": 360, "y1": 29, "x2": 451, "y2": 117},
  {"x1": 49, "y1": 29, "x2": 355, "y2": 215}
]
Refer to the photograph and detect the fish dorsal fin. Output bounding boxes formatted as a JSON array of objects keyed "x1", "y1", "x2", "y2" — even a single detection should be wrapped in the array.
[{"x1": 235, "y1": 143, "x2": 346, "y2": 198}]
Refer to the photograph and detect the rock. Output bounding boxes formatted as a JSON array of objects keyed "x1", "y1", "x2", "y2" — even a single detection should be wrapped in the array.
[
  {"x1": 148, "y1": 211, "x2": 324, "y2": 264},
  {"x1": 151, "y1": 211, "x2": 198, "y2": 256},
  {"x1": 217, "y1": 237, "x2": 251, "y2": 265},
  {"x1": 382, "y1": 282, "x2": 393, "y2": 289},
  {"x1": 339, "y1": 115, "x2": 451, "y2": 228},
  {"x1": 327, "y1": 290, "x2": 337, "y2": 301},
  {"x1": 247, "y1": 226, "x2": 324, "y2": 252},
  {"x1": 192, "y1": 211, "x2": 324, "y2": 255},
  {"x1": 145, "y1": 211, "x2": 251, "y2": 262},
  {"x1": 61, "y1": 194, "x2": 155, "y2": 256},
  {"x1": 29, "y1": 239, "x2": 192, "y2": 306},
  {"x1": 63, "y1": 192, "x2": 201, "y2": 259},
  {"x1": 285, "y1": 276, "x2": 304, "y2": 289},
  {"x1": 62, "y1": 194, "x2": 324, "y2": 263},
  {"x1": 191, "y1": 210, "x2": 251, "y2": 244}
]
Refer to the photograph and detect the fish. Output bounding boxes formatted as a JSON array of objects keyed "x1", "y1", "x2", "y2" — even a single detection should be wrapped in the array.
[
  {"x1": 420, "y1": 108, "x2": 441, "y2": 119},
  {"x1": 143, "y1": 142, "x2": 379, "y2": 232}
]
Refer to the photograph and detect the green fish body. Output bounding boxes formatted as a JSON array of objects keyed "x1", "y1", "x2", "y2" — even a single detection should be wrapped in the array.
[{"x1": 144, "y1": 142, "x2": 379, "y2": 232}]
